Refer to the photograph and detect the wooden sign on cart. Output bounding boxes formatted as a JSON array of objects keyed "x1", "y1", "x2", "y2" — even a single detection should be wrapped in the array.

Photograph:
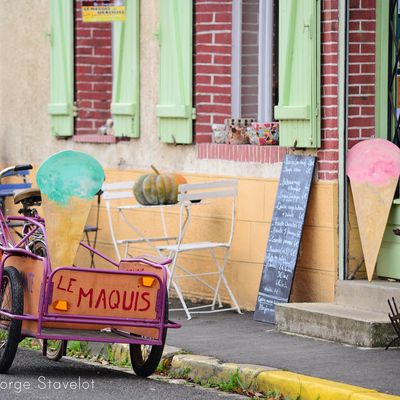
[{"x1": 254, "y1": 155, "x2": 316, "y2": 324}]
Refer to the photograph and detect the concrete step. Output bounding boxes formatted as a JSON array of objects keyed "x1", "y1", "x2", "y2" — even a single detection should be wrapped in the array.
[
  {"x1": 335, "y1": 280, "x2": 400, "y2": 313},
  {"x1": 275, "y1": 302, "x2": 396, "y2": 347}
]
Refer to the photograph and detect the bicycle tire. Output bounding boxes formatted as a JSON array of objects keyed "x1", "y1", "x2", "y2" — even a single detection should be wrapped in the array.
[
  {"x1": 0, "y1": 267, "x2": 24, "y2": 373},
  {"x1": 129, "y1": 294, "x2": 169, "y2": 378},
  {"x1": 29, "y1": 240, "x2": 47, "y2": 257},
  {"x1": 40, "y1": 339, "x2": 67, "y2": 361},
  {"x1": 29, "y1": 239, "x2": 66, "y2": 362}
]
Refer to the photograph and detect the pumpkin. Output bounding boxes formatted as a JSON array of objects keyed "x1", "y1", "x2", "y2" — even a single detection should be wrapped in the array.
[{"x1": 133, "y1": 165, "x2": 187, "y2": 205}]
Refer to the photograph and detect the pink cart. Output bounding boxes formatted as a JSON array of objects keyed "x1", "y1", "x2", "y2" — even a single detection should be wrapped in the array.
[{"x1": 0, "y1": 165, "x2": 180, "y2": 377}]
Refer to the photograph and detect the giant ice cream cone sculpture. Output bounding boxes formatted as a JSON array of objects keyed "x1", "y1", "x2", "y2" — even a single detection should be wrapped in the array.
[
  {"x1": 347, "y1": 139, "x2": 400, "y2": 281},
  {"x1": 36, "y1": 151, "x2": 104, "y2": 268}
]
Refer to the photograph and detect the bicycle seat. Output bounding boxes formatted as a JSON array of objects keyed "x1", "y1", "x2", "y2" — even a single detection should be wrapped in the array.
[{"x1": 14, "y1": 187, "x2": 42, "y2": 205}]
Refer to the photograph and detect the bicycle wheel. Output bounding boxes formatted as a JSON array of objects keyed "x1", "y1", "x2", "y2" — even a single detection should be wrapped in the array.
[
  {"x1": 40, "y1": 339, "x2": 67, "y2": 361},
  {"x1": 129, "y1": 295, "x2": 168, "y2": 377},
  {"x1": 29, "y1": 240, "x2": 47, "y2": 257},
  {"x1": 30, "y1": 239, "x2": 66, "y2": 362},
  {"x1": 0, "y1": 267, "x2": 23, "y2": 373}
]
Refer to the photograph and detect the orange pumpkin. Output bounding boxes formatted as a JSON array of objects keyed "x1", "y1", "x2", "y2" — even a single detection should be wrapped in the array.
[{"x1": 133, "y1": 166, "x2": 187, "y2": 205}]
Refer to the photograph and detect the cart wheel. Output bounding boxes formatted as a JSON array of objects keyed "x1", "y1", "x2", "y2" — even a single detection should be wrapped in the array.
[
  {"x1": 130, "y1": 295, "x2": 169, "y2": 377},
  {"x1": 0, "y1": 267, "x2": 23, "y2": 373},
  {"x1": 40, "y1": 340, "x2": 67, "y2": 361}
]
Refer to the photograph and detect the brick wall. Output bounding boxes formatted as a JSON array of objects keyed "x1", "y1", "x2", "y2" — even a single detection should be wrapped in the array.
[
  {"x1": 193, "y1": 0, "x2": 233, "y2": 144},
  {"x1": 74, "y1": 1, "x2": 113, "y2": 136},
  {"x1": 311, "y1": 0, "x2": 376, "y2": 180},
  {"x1": 195, "y1": 0, "x2": 343, "y2": 180},
  {"x1": 347, "y1": 0, "x2": 375, "y2": 149},
  {"x1": 317, "y1": 0, "x2": 340, "y2": 180},
  {"x1": 195, "y1": 0, "x2": 379, "y2": 181},
  {"x1": 317, "y1": 0, "x2": 376, "y2": 179}
]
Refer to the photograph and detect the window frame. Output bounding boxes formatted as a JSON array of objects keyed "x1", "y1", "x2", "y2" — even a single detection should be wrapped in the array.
[{"x1": 231, "y1": 0, "x2": 275, "y2": 122}]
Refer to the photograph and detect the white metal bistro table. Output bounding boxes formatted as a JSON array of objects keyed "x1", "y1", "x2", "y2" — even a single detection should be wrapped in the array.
[{"x1": 114, "y1": 201, "x2": 193, "y2": 259}]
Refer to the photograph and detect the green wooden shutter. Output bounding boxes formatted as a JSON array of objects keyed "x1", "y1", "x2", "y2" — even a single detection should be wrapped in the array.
[
  {"x1": 111, "y1": 0, "x2": 140, "y2": 137},
  {"x1": 48, "y1": 0, "x2": 74, "y2": 137},
  {"x1": 157, "y1": 0, "x2": 194, "y2": 144},
  {"x1": 274, "y1": 0, "x2": 320, "y2": 148}
]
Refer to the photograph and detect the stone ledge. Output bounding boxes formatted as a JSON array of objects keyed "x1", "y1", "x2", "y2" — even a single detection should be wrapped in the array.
[{"x1": 276, "y1": 302, "x2": 395, "y2": 347}]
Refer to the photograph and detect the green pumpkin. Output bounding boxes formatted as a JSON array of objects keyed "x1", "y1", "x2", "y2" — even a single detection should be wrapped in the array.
[{"x1": 133, "y1": 173, "x2": 178, "y2": 205}]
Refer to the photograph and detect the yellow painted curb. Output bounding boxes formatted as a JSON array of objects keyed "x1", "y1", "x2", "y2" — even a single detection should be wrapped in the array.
[
  {"x1": 256, "y1": 370, "x2": 392, "y2": 400},
  {"x1": 351, "y1": 393, "x2": 400, "y2": 399}
]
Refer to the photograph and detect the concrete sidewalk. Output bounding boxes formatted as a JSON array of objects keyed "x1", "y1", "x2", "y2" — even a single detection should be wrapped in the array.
[{"x1": 164, "y1": 309, "x2": 400, "y2": 399}]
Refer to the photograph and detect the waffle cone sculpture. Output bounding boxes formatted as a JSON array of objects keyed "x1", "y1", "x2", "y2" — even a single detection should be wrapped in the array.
[
  {"x1": 347, "y1": 139, "x2": 400, "y2": 281},
  {"x1": 36, "y1": 151, "x2": 104, "y2": 269}
]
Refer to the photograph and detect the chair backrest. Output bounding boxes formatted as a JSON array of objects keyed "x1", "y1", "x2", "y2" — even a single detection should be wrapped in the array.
[
  {"x1": 177, "y1": 180, "x2": 238, "y2": 245},
  {"x1": 102, "y1": 181, "x2": 135, "y2": 259},
  {"x1": 102, "y1": 181, "x2": 135, "y2": 201},
  {"x1": 178, "y1": 180, "x2": 238, "y2": 203}
]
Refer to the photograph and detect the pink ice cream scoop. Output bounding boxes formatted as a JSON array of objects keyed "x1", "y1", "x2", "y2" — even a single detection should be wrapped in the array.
[{"x1": 347, "y1": 138, "x2": 400, "y2": 185}]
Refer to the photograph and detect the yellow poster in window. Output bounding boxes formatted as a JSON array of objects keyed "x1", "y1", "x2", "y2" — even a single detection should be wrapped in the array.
[{"x1": 82, "y1": 1, "x2": 125, "y2": 22}]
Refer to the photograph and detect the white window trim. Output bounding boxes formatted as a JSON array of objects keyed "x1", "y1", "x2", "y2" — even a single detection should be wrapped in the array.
[
  {"x1": 258, "y1": 0, "x2": 274, "y2": 121},
  {"x1": 231, "y1": 0, "x2": 274, "y2": 121},
  {"x1": 231, "y1": 0, "x2": 242, "y2": 119}
]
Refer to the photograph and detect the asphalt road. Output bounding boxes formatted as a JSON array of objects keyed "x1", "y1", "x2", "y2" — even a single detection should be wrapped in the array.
[
  {"x1": 0, "y1": 349, "x2": 245, "y2": 400},
  {"x1": 167, "y1": 310, "x2": 400, "y2": 396}
]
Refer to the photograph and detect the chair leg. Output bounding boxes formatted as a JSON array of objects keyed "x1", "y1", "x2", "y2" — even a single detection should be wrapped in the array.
[
  {"x1": 165, "y1": 250, "x2": 192, "y2": 319},
  {"x1": 167, "y1": 250, "x2": 179, "y2": 291},
  {"x1": 220, "y1": 273, "x2": 242, "y2": 314},
  {"x1": 171, "y1": 277, "x2": 192, "y2": 320},
  {"x1": 210, "y1": 248, "x2": 241, "y2": 314},
  {"x1": 385, "y1": 336, "x2": 400, "y2": 350},
  {"x1": 210, "y1": 248, "x2": 226, "y2": 309},
  {"x1": 85, "y1": 231, "x2": 96, "y2": 269},
  {"x1": 173, "y1": 261, "x2": 223, "y2": 305}
]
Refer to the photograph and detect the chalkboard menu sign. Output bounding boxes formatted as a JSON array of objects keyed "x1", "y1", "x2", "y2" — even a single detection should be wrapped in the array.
[{"x1": 254, "y1": 155, "x2": 316, "y2": 324}]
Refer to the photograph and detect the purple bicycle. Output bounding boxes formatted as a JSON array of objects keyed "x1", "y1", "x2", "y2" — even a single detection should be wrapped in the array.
[{"x1": 0, "y1": 165, "x2": 180, "y2": 377}]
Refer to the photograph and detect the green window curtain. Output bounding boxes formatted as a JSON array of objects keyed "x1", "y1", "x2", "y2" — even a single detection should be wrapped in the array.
[
  {"x1": 274, "y1": 0, "x2": 320, "y2": 148},
  {"x1": 48, "y1": 0, "x2": 74, "y2": 137},
  {"x1": 157, "y1": 0, "x2": 195, "y2": 144},
  {"x1": 111, "y1": 0, "x2": 140, "y2": 137}
]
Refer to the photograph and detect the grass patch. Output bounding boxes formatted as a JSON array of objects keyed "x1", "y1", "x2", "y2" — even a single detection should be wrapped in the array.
[
  {"x1": 105, "y1": 344, "x2": 131, "y2": 367},
  {"x1": 19, "y1": 338, "x2": 41, "y2": 351},
  {"x1": 168, "y1": 367, "x2": 192, "y2": 380},
  {"x1": 67, "y1": 341, "x2": 91, "y2": 358},
  {"x1": 216, "y1": 369, "x2": 245, "y2": 393},
  {"x1": 162, "y1": 367, "x2": 299, "y2": 400}
]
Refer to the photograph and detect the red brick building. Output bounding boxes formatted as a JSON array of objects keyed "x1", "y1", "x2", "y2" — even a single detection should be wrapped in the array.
[{"x1": 1, "y1": 0, "x2": 398, "y2": 318}]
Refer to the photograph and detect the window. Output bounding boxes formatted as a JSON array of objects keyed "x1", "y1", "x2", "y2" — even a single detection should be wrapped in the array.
[
  {"x1": 231, "y1": 0, "x2": 320, "y2": 148},
  {"x1": 49, "y1": 0, "x2": 193, "y2": 143},
  {"x1": 231, "y1": 0, "x2": 277, "y2": 122},
  {"x1": 48, "y1": 0, "x2": 139, "y2": 138}
]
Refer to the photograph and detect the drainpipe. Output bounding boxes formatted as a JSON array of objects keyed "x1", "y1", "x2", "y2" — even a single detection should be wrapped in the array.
[{"x1": 338, "y1": 0, "x2": 349, "y2": 280}]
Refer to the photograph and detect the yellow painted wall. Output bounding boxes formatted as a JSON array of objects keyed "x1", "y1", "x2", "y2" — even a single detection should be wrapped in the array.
[{"x1": 72, "y1": 169, "x2": 338, "y2": 311}]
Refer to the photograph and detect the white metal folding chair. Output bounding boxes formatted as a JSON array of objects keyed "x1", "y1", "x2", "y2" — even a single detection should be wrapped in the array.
[{"x1": 156, "y1": 180, "x2": 241, "y2": 320}]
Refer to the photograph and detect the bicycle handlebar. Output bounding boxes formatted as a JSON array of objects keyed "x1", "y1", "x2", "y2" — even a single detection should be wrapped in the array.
[
  {"x1": 0, "y1": 164, "x2": 33, "y2": 183},
  {"x1": 14, "y1": 164, "x2": 33, "y2": 172}
]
